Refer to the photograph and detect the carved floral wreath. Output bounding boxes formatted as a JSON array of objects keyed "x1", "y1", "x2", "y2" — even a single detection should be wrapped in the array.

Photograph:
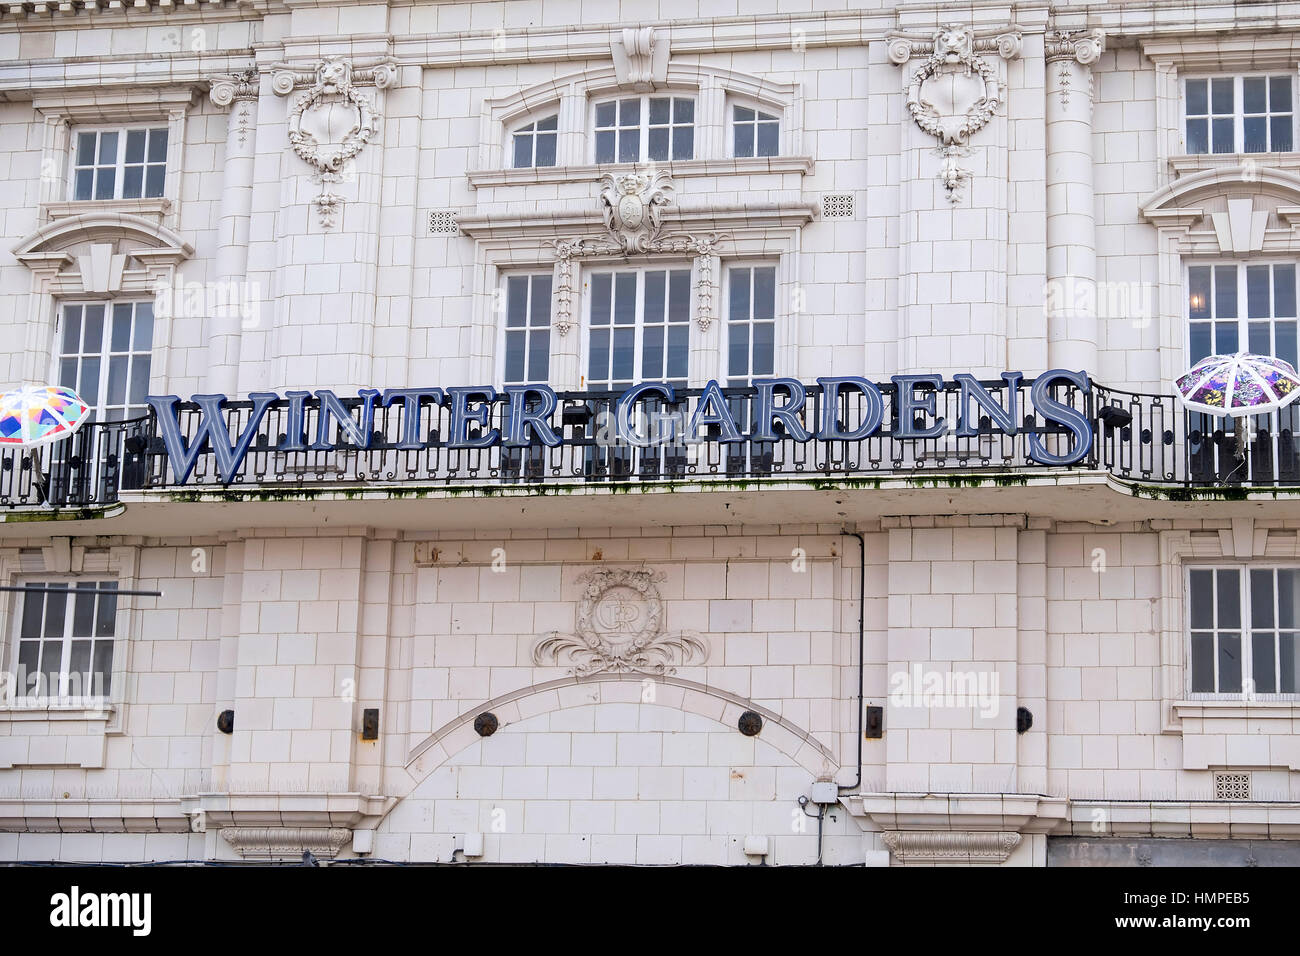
[
  {"x1": 286, "y1": 83, "x2": 378, "y2": 180},
  {"x1": 906, "y1": 47, "x2": 1003, "y2": 146}
]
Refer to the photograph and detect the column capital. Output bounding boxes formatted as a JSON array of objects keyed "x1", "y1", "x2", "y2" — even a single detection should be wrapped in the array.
[
  {"x1": 1045, "y1": 29, "x2": 1105, "y2": 66},
  {"x1": 209, "y1": 71, "x2": 259, "y2": 109}
]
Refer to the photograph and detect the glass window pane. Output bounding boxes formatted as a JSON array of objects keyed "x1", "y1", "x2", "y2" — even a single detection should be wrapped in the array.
[
  {"x1": 1281, "y1": 632, "x2": 1297, "y2": 693},
  {"x1": 1217, "y1": 568, "x2": 1241, "y2": 626},
  {"x1": 1218, "y1": 632, "x2": 1242, "y2": 692},
  {"x1": 538, "y1": 115, "x2": 557, "y2": 131},
  {"x1": 590, "y1": 274, "x2": 611, "y2": 324},
  {"x1": 672, "y1": 126, "x2": 693, "y2": 160},
  {"x1": 1190, "y1": 569, "x2": 1214, "y2": 626},
  {"x1": 74, "y1": 168, "x2": 94, "y2": 201},
  {"x1": 147, "y1": 129, "x2": 168, "y2": 163},
  {"x1": 106, "y1": 355, "x2": 128, "y2": 406},
  {"x1": 588, "y1": 328, "x2": 609, "y2": 382},
  {"x1": 76, "y1": 132, "x2": 97, "y2": 165},
  {"x1": 1275, "y1": 267, "x2": 1297, "y2": 317},
  {"x1": 1247, "y1": 265, "x2": 1270, "y2": 318},
  {"x1": 133, "y1": 303, "x2": 153, "y2": 350},
  {"x1": 667, "y1": 326, "x2": 688, "y2": 380},
  {"x1": 1252, "y1": 632, "x2": 1277, "y2": 693},
  {"x1": 1186, "y1": 118, "x2": 1208, "y2": 154},
  {"x1": 619, "y1": 98, "x2": 640, "y2": 125},
  {"x1": 1188, "y1": 266, "x2": 1211, "y2": 319},
  {"x1": 61, "y1": 305, "x2": 82, "y2": 353},
  {"x1": 643, "y1": 271, "x2": 665, "y2": 325},
  {"x1": 648, "y1": 127, "x2": 669, "y2": 160},
  {"x1": 1212, "y1": 118, "x2": 1235, "y2": 153},
  {"x1": 125, "y1": 129, "x2": 146, "y2": 164},
  {"x1": 612, "y1": 327, "x2": 634, "y2": 381},
  {"x1": 1279, "y1": 322, "x2": 1299, "y2": 374},
  {"x1": 111, "y1": 304, "x2": 133, "y2": 351},
  {"x1": 92, "y1": 642, "x2": 113, "y2": 696},
  {"x1": 43, "y1": 586, "x2": 67, "y2": 638},
  {"x1": 729, "y1": 323, "x2": 749, "y2": 375},
  {"x1": 20, "y1": 588, "x2": 44, "y2": 638},
  {"x1": 527, "y1": 331, "x2": 549, "y2": 381},
  {"x1": 731, "y1": 270, "x2": 751, "y2": 320},
  {"x1": 145, "y1": 165, "x2": 165, "y2": 197},
  {"x1": 1244, "y1": 116, "x2": 1267, "y2": 153},
  {"x1": 535, "y1": 132, "x2": 556, "y2": 167},
  {"x1": 757, "y1": 121, "x2": 779, "y2": 157},
  {"x1": 513, "y1": 133, "x2": 532, "y2": 168},
  {"x1": 618, "y1": 128, "x2": 639, "y2": 164},
  {"x1": 94, "y1": 167, "x2": 116, "y2": 199},
  {"x1": 58, "y1": 358, "x2": 77, "y2": 391},
  {"x1": 95, "y1": 587, "x2": 117, "y2": 637},
  {"x1": 1186, "y1": 79, "x2": 1208, "y2": 115},
  {"x1": 506, "y1": 276, "x2": 528, "y2": 327},
  {"x1": 1212, "y1": 78, "x2": 1234, "y2": 114},
  {"x1": 1249, "y1": 321, "x2": 1271, "y2": 355},
  {"x1": 17, "y1": 641, "x2": 39, "y2": 694},
  {"x1": 734, "y1": 106, "x2": 754, "y2": 123},
  {"x1": 649, "y1": 98, "x2": 670, "y2": 124},
  {"x1": 1244, "y1": 77, "x2": 1267, "y2": 114},
  {"x1": 734, "y1": 123, "x2": 753, "y2": 158},
  {"x1": 1215, "y1": 266, "x2": 1238, "y2": 317},
  {"x1": 1251, "y1": 569, "x2": 1275, "y2": 627},
  {"x1": 1271, "y1": 115, "x2": 1292, "y2": 153},
  {"x1": 1271, "y1": 76, "x2": 1292, "y2": 111},
  {"x1": 1217, "y1": 322, "x2": 1239, "y2": 355},
  {"x1": 504, "y1": 330, "x2": 525, "y2": 382},
  {"x1": 669, "y1": 271, "x2": 690, "y2": 320},
  {"x1": 80, "y1": 357, "x2": 101, "y2": 406},
  {"x1": 674, "y1": 99, "x2": 694, "y2": 123},
  {"x1": 642, "y1": 325, "x2": 664, "y2": 378},
  {"x1": 595, "y1": 130, "x2": 615, "y2": 164},
  {"x1": 1279, "y1": 569, "x2": 1298, "y2": 627},
  {"x1": 754, "y1": 268, "x2": 776, "y2": 319},
  {"x1": 1191, "y1": 633, "x2": 1215, "y2": 691},
  {"x1": 72, "y1": 586, "x2": 96, "y2": 636},
  {"x1": 97, "y1": 131, "x2": 118, "y2": 164},
  {"x1": 83, "y1": 305, "x2": 104, "y2": 351},
  {"x1": 530, "y1": 276, "x2": 552, "y2": 325},
  {"x1": 753, "y1": 323, "x2": 775, "y2": 374},
  {"x1": 614, "y1": 274, "x2": 636, "y2": 324},
  {"x1": 595, "y1": 102, "x2": 616, "y2": 127},
  {"x1": 69, "y1": 640, "x2": 91, "y2": 691}
]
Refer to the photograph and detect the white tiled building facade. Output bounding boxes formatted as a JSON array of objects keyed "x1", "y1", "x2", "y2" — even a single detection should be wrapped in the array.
[{"x1": 1, "y1": 0, "x2": 1299, "y2": 867}]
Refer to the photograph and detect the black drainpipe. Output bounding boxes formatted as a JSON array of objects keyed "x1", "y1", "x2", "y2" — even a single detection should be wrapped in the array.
[{"x1": 839, "y1": 530, "x2": 866, "y2": 794}]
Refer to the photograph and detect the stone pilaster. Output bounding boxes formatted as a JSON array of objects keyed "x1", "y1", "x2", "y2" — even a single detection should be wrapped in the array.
[{"x1": 1045, "y1": 30, "x2": 1105, "y2": 376}]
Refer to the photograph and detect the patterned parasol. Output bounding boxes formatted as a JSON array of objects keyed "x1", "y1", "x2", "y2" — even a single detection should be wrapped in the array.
[
  {"x1": 1174, "y1": 352, "x2": 1300, "y2": 417},
  {"x1": 0, "y1": 385, "x2": 91, "y2": 449}
]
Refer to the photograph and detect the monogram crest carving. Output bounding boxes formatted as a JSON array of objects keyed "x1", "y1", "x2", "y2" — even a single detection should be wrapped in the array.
[
  {"x1": 599, "y1": 168, "x2": 673, "y2": 253},
  {"x1": 896, "y1": 23, "x2": 1019, "y2": 203},
  {"x1": 533, "y1": 568, "x2": 708, "y2": 676}
]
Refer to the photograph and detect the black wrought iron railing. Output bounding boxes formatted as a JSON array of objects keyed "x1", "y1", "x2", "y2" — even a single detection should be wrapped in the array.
[{"x1": 2, "y1": 379, "x2": 1298, "y2": 509}]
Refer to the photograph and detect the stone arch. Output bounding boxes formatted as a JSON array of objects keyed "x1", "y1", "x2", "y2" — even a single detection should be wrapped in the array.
[
  {"x1": 12, "y1": 212, "x2": 193, "y2": 261},
  {"x1": 401, "y1": 673, "x2": 838, "y2": 789}
]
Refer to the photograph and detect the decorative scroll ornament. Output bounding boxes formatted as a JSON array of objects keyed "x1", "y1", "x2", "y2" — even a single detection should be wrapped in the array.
[
  {"x1": 1045, "y1": 30, "x2": 1105, "y2": 110},
  {"x1": 894, "y1": 24, "x2": 1020, "y2": 204},
  {"x1": 533, "y1": 568, "x2": 708, "y2": 676},
  {"x1": 275, "y1": 57, "x2": 395, "y2": 229},
  {"x1": 550, "y1": 231, "x2": 726, "y2": 335},
  {"x1": 210, "y1": 71, "x2": 259, "y2": 147},
  {"x1": 600, "y1": 167, "x2": 674, "y2": 253}
]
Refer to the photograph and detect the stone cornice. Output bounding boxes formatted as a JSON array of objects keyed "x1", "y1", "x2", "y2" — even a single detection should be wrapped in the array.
[
  {"x1": 457, "y1": 201, "x2": 816, "y2": 241},
  {"x1": 0, "y1": 797, "x2": 190, "y2": 833},
  {"x1": 1060, "y1": 800, "x2": 1300, "y2": 839},
  {"x1": 846, "y1": 791, "x2": 1070, "y2": 835},
  {"x1": 0, "y1": 0, "x2": 268, "y2": 23},
  {"x1": 468, "y1": 156, "x2": 814, "y2": 190}
]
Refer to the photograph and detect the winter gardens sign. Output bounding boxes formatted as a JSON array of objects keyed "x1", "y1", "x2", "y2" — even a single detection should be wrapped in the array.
[{"x1": 144, "y1": 370, "x2": 1096, "y2": 485}]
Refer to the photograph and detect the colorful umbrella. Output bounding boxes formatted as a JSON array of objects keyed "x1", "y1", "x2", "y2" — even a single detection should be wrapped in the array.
[
  {"x1": 0, "y1": 385, "x2": 91, "y2": 449},
  {"x1": 1174, "y1": 352, "x2": 1300, "y2": 460}
]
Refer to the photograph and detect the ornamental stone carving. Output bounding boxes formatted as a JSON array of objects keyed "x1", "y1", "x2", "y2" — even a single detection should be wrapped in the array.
[
  {"x1": 272, "y1": 57, "x2": 397, "y2": 228},
  {"x1": 881, "y1": 830, "x2": 1022, "y2": 864},
  {"x1": 600, "y1": 167, "x2": 674, "y2": 253},
  {"x1": 533, "y1": 568, "x2": 708, "y2": 676},
  {"x1": 890, "y1": 23, "x2": 1021, "y2": 203},
  {"x1": 221, "y1": 826, "x2": 353, "y2": 860},
  {"x1": 1046, "y1": 30, "x2": 1106, "y2": 110}
]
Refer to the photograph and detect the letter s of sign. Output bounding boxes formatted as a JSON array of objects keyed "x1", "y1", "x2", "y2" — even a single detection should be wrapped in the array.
[{"x1": 1027, "y1": 369, "x2": 1093, "y2": 466}]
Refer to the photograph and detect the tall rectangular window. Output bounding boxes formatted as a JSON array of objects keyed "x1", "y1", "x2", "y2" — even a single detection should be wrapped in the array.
[
  {"x1": 1189, "y1": 567, "x2": 1299, "y2": 695},
  {"x1": 11, "y1": 581, "x2": 118, "y2": 701},
  {"x1": 1188, "y1": 262, "x2": 1297, "y2": 368},
  {"x1": 594, "y1": 96, "x2": 694, "y2": 163},
  {"x1": 726, "y1": 265, "x2": 777, "y2": 386},
  {"x1": 1185, "y1": 76, "x2": 1294, "y2": 154},
  {"x1": 587, "y1": 268, "x2": 690, "y2": 389},
  {"x1": 72, "y1": 127, "x2": 168, "y2": 201},
  {"x1": 503, "y1": 274, "x2": 552, "y2": 384},
  {"x1": 57, "y1": 301, "x2": 154, "y2": 422}
]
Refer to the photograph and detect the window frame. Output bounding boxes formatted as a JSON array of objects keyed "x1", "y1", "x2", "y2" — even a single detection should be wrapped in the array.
[
  {"x1": 51, "y1": 298, "x2": 156, "y2": 424},
  {"x1": 590, "y1": 93, "x2": 697, "y2": 165},
  {"x1": 1185, "y1": 563, "x2": 1300, "y2": 699},
  {"x1": 1184, "y1": 258, "x2": 1300, "y2": 368},
  {"x1": 509, "y1": 112, "x2": 559, "y2": 170},
  {"x1": 722, "y1": 260, "x2": 780, "y2": 385},
  {"x1": 497, "y1": 271, "x2": 555, "y2": 387},
  {"x1": 67, "y1": 123, "x2": 170, "y2": 202},
  {"x1": 727, "y1": 100, "x2": 782, "y2": 159},
  {"x1": 1181, "y1": 73, "x2": 1297, "y2": 156},
  {"x1": 7, "y1": 578, "x2": 121, "y2": 706},
  {"x1": 581, "y1": 263, "x2": 694, "y2": 390}
]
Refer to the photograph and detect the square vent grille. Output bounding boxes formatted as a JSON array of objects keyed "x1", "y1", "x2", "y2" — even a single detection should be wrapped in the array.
[
  {"x1": 1214, "y1": 771, "x2": 1251, "y2": 801},
  {"x1": 428, "y1": 209, "x2": 460, "y2": 235},
  {"x1": 821, "y1": 193, "x2": 855, "y2": 219}
]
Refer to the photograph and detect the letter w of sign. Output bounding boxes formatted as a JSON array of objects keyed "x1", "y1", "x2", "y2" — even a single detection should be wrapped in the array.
[{"x1": 147, "y1": 393, "x2": 278, "y2": 485}]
